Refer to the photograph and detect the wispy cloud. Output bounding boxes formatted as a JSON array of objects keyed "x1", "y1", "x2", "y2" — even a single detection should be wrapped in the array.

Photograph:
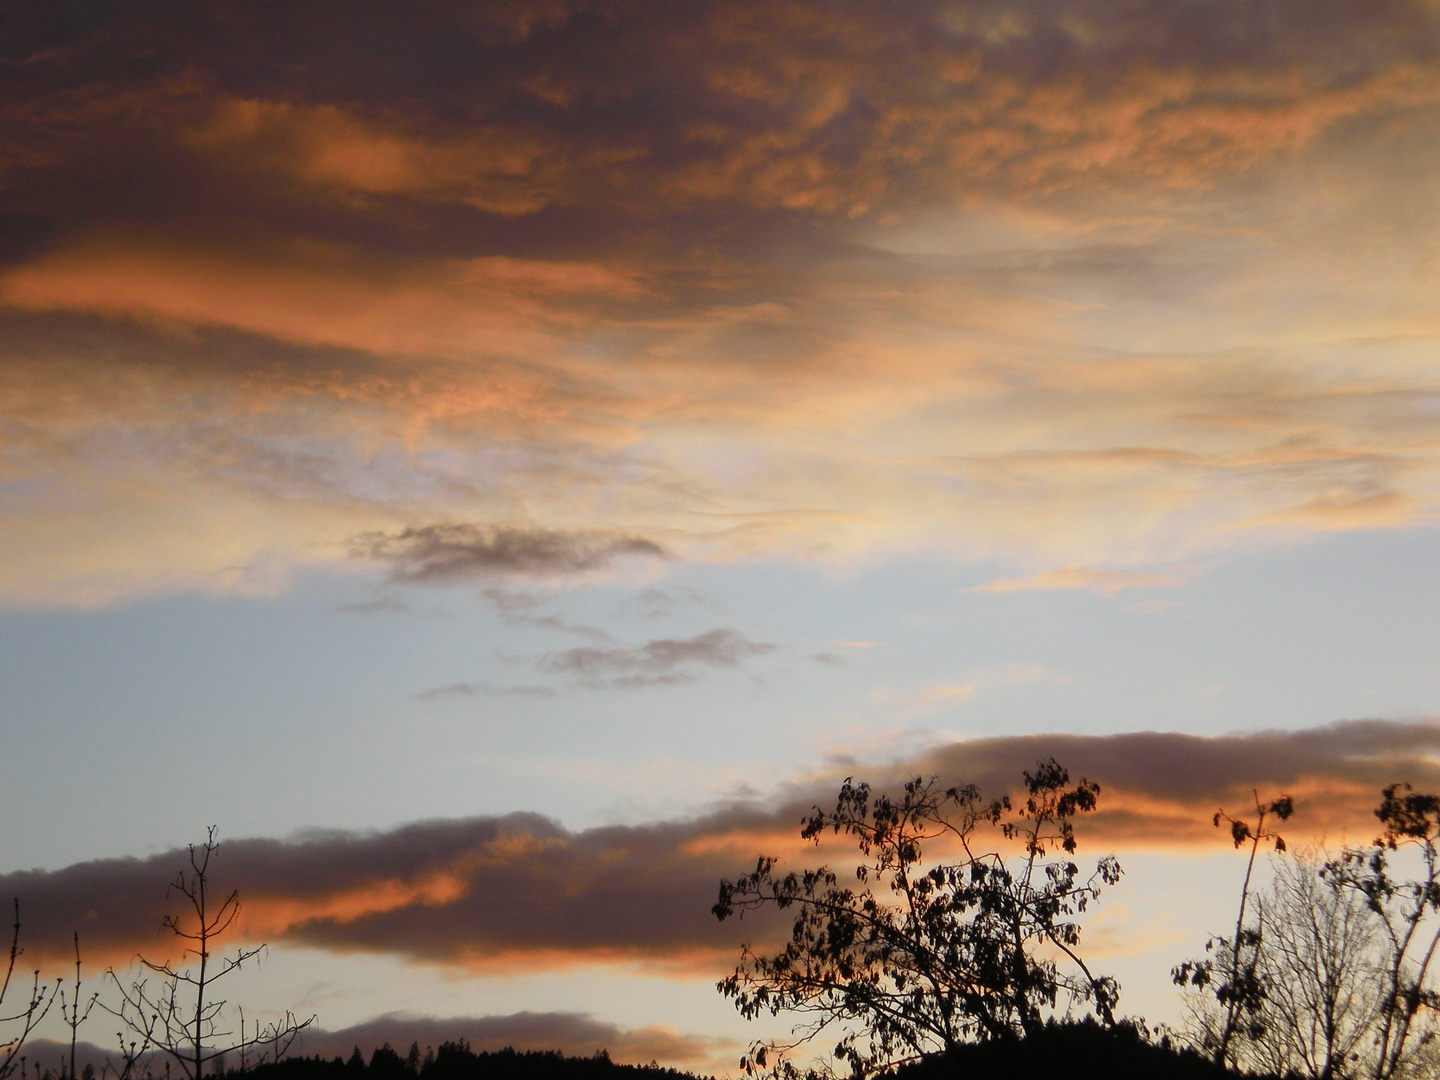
[
  {"x1": 480, "y1": 588, "x2": 614, "y2": 643},
  {"x1": 541, "y1": 629, "x2": 776, "y2": 688},
  {"x1": 616, "y1": 587, "x2": 713, "y2": 621},
  {"x1": 413, "y1": 681, "x2": 555, "y2": 701},
  {"x1": 872, "y1": 662, "x2": 1071, "y2": 712},
  {"x1": 351, "y1": 525, "x2": 665, "y2": 584},
  {"x1": 872, "y1": 683, "x2": 976, "y2": 710},
  {"x1": 337, "y1": 596, "x2": 412, "y2": 616},
  {"x1": 968, "y1": 566, "x2": 1196, "y2": 595},
  {"x1": 414, "y1": 682, "x2": 479, "y2": 700}
]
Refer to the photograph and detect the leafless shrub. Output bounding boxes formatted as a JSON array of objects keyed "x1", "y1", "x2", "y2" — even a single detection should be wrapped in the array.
[{"x1": 104, "y1": 829, "x2": 312, "y2": 1080}]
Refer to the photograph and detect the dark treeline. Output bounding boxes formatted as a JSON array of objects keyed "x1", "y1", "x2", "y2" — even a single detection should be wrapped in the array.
[
  {"x1": 206, "y1": 1028, "x2": 1249, "y2": 1080},
  {"x1": 19, "y1": 1026, "x2": 1270, "y2": 1080},
  {"x1": 894, "y1": 1021, "x2": 1262, "y2": 1080},
  {"x1": 219, "y1": 1044, "x2": 705, "y2": 1080}
]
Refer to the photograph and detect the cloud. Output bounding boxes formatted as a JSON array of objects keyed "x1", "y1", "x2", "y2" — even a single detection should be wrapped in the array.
[
  {"x1": 616, "y1": 587, "x2": 712, "y2": 621},
  {"x1": 413, "y1": 683, "x2": 478, "y2": 700},
  {"x1": 190, "y1": 99, "x2": 573, "y2": 216},
  {"x1": 7, "y1": 721, "x2": 1440, "y2": 973},
  {"x1": 1238, "y1": 492, "x2": 1421, "y2": 532},
  {"x1": 337, "y1": 596, "x2": 412, "y2": 615},
  {"x1": 0, "y1": 810, "x2": 782, "y2": 972},
  {"x1": 413, "y1": 681, "x2": 555, "y2": 701},
  {"x1": 4, "y1": 4, "x2": 1440, "y2": 603},
  {"x1": 541, "y1": 629, "x2": 776, "y2": 687},
  {"x1": 480, "y1": 588, "x2": 615, "y2": 642},
  {"x1": 0, "y1": 240, "x2": 649, "y2": 360},
  {"x1": 3, "y1": 2, "x2": 1396, "y2": 244},
  {"x1": 969, "y1": 566, "x2": 1196, "y2": 595},
  {"x1": 351, "y1": 525, "x2": 665, "y2": 584},
  {"x1": 870, "y1": 662, "x2": 1069, "y2": 712},
  {"x1": 871, "y1": 683, "x2": 977, "y2": 711}
]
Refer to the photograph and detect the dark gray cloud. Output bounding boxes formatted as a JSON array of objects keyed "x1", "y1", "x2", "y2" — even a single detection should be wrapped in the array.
[
  {"x1": 541, "y1": 629, "x2": 775, "y2": 687},
  {"x1": 413, "y1": 682, "x2": 479, "y2": 700},
  {"x1": 338, "y1": 596, "x2": 412, "y2": 616},
  {"x1": 351, "y1": 525, "x2": 665, "y2": 583},
  {"x1": 6, "y1": 721, "x2": 1440, "y2": 972},
  {"x1": 0, "y1": 809, "x2": 781, "y2": 970},
  {"x1": 413, "y1": 681, "x2": 555, "y2": 700},
  {"x1": 5, "y1": 0, "x2": 1438, "y2": 255}
]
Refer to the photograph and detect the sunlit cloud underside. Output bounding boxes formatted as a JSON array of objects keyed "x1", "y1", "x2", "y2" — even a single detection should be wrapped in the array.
[
  {"x1": 3, "y1": 1, "x2": 1440, "y2": 604},
  {"x1": 8, "y1": 721, "x2": 1433, "y2": 971}
]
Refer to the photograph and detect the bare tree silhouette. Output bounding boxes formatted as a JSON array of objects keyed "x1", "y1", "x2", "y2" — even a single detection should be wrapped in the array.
[
  {"x1": 0, "y1": 902, "x2": 58, "y2": 1080},
  {"x1": 1173, "y1": 789, "x2": 1293, "y2": 1070},
  {"x1": 1245, "y1": 851, "x2": 1385, "y2": 1080},
  {"x1": 1331, "y1": 784, "x2": 1440, "y2": 1080},
  {"x1": 58, "y1": 935, "x2": 98, "y2": 1080},
  {"x1": 105, "y1": 828, "x2": 313, "y2": 1080}
]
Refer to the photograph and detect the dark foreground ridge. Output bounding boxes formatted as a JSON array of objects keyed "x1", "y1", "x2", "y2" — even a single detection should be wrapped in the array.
[
  {"x1": 895, "y1": 1021, "x2": 1256, "y2": 1080},
  {"x1": 234, "y1": 1043, "x2": 709, "y2": 1080},
  {"x1": 212, "y1": 1022, "x2": 1268, "y2": 1080}
]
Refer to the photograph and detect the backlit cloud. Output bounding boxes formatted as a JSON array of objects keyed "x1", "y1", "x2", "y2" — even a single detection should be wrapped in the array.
[
  {"x1": 2, "y1": 2, "x2": 1440, "y2": 603},
  {"x1": 7, "y1": 721, "x2": 1439, "y2": 972}
]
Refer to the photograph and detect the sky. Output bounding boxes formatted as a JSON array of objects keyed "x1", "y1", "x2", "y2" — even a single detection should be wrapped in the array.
[{"x1": 3, "y1": 0, "x2": 1440, "y2": 1073}]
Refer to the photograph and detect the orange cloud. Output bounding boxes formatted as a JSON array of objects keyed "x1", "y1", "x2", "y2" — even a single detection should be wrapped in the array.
[
  {"x1": 0, "y1": 240, "x2": 646, "y2": 360},
  {"x1": 240, "y1": 873, "x2": 470, "y2": 940},
  {"x1": 192, "y1": 99, "x2": 572, "y2": 215},
  {"x1": 1237, "y1": 491, "x2": 1421, "y2": 532},
  {"x1": 7, "y1": 722, "x2": 1439, "y2": 971},
  {"x1": 3, "y1": 2, "x2": 1440, "y2": 603}
]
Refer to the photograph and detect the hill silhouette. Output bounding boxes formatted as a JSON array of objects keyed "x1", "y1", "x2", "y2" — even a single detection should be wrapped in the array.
[
  {"x1": 198, "y1": 1022, "x2": 1265, "y2": 1080},
  {"x1": 894, "y1": 1021, "x2": 1258, "y2": 1080},
  {"x1": 235, "y1": 1042, "x2": 708, "y2": 1080}
]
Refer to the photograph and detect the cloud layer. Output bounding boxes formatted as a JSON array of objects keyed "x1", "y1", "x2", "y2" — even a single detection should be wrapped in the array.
[
  {"x1": 6, "y1": 721, "x2": 1438, "y2": 971},
  {"x1": 2, "y1": 2, "x2": 1440, "y2": 602}
]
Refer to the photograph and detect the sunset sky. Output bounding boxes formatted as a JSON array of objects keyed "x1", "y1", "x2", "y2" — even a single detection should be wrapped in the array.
[{"x1": 4, "y1": 1, "x2": 1440, "y2": 1073}]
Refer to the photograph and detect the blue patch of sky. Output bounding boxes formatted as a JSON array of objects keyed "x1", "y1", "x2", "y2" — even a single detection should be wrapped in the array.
[{"x1": 1, "y1": 525, "x2": 1436, "y2": 870}]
